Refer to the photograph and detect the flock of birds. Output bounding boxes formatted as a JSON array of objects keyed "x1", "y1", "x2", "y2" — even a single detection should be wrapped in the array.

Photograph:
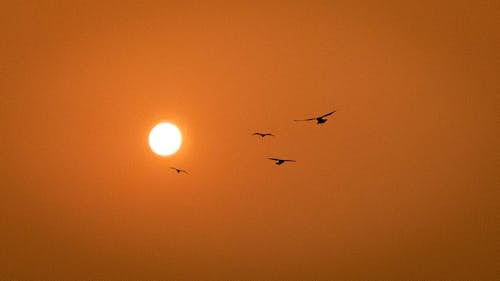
[{"x1": 170, "y1": 110, "x2": 336, "y2": 174}]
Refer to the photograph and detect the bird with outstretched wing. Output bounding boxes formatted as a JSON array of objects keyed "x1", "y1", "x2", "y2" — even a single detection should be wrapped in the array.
[
  {"x1": 268, "y1": 158, "x2": 296, "y2": 165},
  {"x1": 294, "y1": 110, "x2": 336, "y2": 124},
  {"x1": 253, "y1": 132, "x2": 275, "y2": 138},
  {"x1": 170, "y1": 167, "x2": 189, "y2": 174}
]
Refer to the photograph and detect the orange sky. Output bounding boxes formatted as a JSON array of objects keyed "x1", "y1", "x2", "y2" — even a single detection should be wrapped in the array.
[{"x1": 1, "y1": 1, "x2": 498, "y2": 280}]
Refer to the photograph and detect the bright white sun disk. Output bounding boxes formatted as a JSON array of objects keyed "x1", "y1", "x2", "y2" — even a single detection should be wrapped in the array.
[{"x1": 149, "y1": 122, "x2": 182, "y2": 156}]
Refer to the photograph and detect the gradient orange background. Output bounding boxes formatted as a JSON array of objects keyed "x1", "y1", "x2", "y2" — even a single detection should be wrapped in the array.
[{"x1": 1, "y1": 1, "x2": 498, "y2": 280}]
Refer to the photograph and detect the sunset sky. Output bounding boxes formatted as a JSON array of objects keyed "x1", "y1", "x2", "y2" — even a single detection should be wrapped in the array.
[{"x1": 1, "y1": 1, "x2": 498, "y2": 280}]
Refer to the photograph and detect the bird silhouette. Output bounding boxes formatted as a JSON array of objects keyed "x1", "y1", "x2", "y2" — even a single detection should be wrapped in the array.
[
  {"x1": 170, "y1": 167, "x2": 188, "y2": 174},
  {"x1": 268, "y1": 158, "x2": 296, "y2": 165},
  {"x1": 294, "y1": 110, "x2": 336, "y2": 124},
  {"x1": 253, "y1": 132, "x2": 275, "y2": 138}
]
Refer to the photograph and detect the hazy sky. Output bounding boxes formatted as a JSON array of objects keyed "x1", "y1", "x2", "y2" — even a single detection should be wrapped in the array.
[{"x1": 1, "y1": 1, "x2": 498, "y2": 280}]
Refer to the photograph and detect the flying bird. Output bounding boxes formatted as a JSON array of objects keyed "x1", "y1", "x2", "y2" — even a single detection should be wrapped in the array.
[
  {"x1": 268, "y1": 158, "x2": 296, "y2": 165},
  {"x1": 253, "y1": 132, "x2": 275, "y2": 138},
  {"x1": 170, "y1": 167, "x2": 188, "y2": 174},
  {"x1": 294, "y1": 110, "x2": 336, "y2": 124}
]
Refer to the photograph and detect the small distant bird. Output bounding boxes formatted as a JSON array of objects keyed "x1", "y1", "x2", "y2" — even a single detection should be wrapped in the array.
[
  {"x1": 170, "y1": 167, "x2": 188, "y2": 174},
  {"x1": 294, "y1": 110, "x2": 336, "y2": 124},
  {"x1": 253, "y1": 132, "x2": 275, "y2": 138},
  {"x1": 268, "y1": 158, "x2": 296, "y2": 165}
]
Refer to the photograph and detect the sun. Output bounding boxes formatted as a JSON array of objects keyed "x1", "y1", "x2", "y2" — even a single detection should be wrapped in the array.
[{"x1": 148, "y1": 122, "x2": 182, "y2": 156}]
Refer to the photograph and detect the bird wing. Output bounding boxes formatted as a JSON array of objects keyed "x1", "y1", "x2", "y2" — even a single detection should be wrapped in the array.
[
  {"x1": 266, "y1": 133, "x2": 275, "y2": 136},
  {"x1": 180, "y1": 170, "x2": 189, "y2": 174},
  {"x1": 319, "y1": 111, "x2": 336, "y2": 118},
  {"x1": 294, "y1": 117, "x2": 316, "y2": 121},
  {"x1": 284, "y1": 159, "x2": 296, "y2": 162},
  {"x1": 253, "y1": 132, "x2": 262, "y2": 136},
  {"x1": 170, "y1": 167, "x2": 178, "y2": 170}
]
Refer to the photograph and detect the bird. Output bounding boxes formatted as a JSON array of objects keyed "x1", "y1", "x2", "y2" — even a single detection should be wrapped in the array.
[
  {"x1": 294, "y1": 110, "x2": 336, "y2": 124},
  {"x1": 170, "y1": 167, "x2": 188, "y2": 174},
  {"x1": 268, "y1": 158, "x2": 296, "y2": 165},
  {"x1": 253, "y1": 132, "x2": 275, "y2": 138}
]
